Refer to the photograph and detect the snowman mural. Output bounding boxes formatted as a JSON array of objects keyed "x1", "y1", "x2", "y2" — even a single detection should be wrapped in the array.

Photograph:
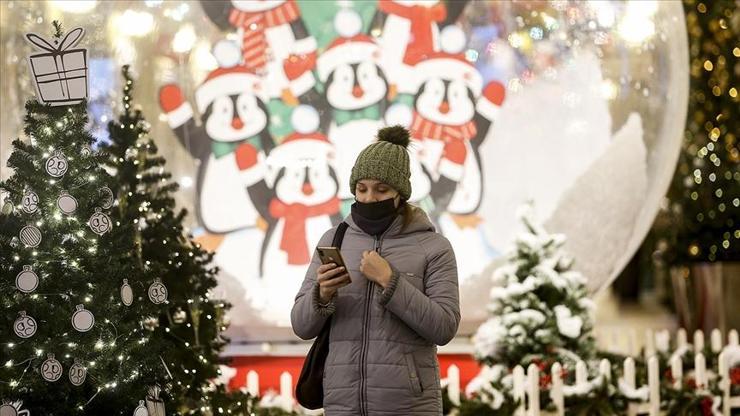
[
  {"x1": 371, "y1": 0, "x2": 447, "y2": 95},
  {"x1": 199, "y1": 0, "x2": 319, "y2": 106},
  {"x1": 317, "y1": 9, "x2": 395, "y2": 203},
  {"x1": 158, "y1": 40, "x2": 274, "y2": 234},
  {"x1": 407, "y1": 26, "x2": 506, "y2": 280},
  {"x1": 215, "y1": 105, "x2": 342, "y2": 325}
]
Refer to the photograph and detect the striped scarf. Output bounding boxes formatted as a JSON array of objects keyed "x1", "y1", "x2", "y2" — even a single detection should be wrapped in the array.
[
  {"x1": 229, "y1": 0, "x2": 300, "y2": 73},
  {"x1": 410, "y1": 111, "x2": 477, "y2": 143}
]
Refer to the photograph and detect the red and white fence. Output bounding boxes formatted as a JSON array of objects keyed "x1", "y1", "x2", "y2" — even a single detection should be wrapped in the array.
[
  {"x1": 231, "y1": 328, "x2": 739, "y2": 415},
  {"x1": 509, "y1": 328, "x2": 740, "y2": 416}
]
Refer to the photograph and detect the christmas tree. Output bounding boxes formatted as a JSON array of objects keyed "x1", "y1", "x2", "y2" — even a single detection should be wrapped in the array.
[
  {"x1": 464, "y1": 204, "x2": 613, "y2": 414},
  {"x1": 102, "y1": 65, "x2": 272, "y2": 415},
  {"x1": 654, "y1": 0, "x2": 738, "y2": 264},
  {"x1": 0, "y1": 22, "x2": 162, "y2": 416}
]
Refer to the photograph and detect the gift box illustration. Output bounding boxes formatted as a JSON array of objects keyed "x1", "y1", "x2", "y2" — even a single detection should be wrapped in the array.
[{"x1": 25, "y1": 27, "x2": 88, "y2": 106}]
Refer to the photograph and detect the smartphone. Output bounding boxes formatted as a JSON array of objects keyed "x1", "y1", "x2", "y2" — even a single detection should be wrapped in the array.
[{"x1": 316, "y1": 246, "x2": 351, "y2": 282}]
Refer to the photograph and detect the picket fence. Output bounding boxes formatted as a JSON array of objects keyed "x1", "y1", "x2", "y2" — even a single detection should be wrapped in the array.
[
  {"x1": 508, "y1": 328, "x2": 740, "y2": 416},
  {"x1": 242, "y1": 329, "x2": 740, "y2": 415}
]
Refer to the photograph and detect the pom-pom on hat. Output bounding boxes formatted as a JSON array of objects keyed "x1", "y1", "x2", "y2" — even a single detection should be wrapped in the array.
[{"x1": 349, "y1": 125, "x2": 412, "y2": 200}]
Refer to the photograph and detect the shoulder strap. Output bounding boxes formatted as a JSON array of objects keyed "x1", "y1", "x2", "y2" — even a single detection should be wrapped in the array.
[{"x1": 331, "y1": 222, "x2": 349, "y2": 249}]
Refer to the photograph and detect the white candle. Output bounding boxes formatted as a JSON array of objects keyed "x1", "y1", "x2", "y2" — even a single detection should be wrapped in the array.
[
  {"x1": 280, "y1": 371, "x2": 293, "y2": 410},
  {"x1": 247, "y1": 370, "x2": 259, "y2": 397},
  {"x1": 448, "y1": 364, "x2": 460, "y2": 405}
]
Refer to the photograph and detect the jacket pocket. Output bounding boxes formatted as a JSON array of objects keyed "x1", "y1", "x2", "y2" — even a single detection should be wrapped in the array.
[{"x1": 404, "y1": 353, "x2": 424, "y2": 397}]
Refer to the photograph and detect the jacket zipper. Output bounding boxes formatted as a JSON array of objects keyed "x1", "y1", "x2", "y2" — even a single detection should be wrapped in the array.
[{"x1": 360, "y1": 233, "x2": 386, "y2": 415}]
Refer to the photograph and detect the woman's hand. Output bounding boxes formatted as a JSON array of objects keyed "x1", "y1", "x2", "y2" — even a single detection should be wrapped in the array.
[
  {"x1": 317, "y1": 263, "x2": 351, "y2": 304},
  {"x1": 360, "y1": 251, "x2": 393, "y2": 288}
]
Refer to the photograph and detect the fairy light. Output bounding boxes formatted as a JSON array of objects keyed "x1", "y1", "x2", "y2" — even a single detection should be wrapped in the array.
[{"x1": 657, "y1": 1, "x2": 738, "y2": 263}]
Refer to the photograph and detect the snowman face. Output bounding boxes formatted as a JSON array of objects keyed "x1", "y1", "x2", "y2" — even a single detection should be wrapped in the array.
[
  {"x1": 232, "y1": 0, "x2": 285, "y2": 12},
  {"x1": 273, "y1": 161, "x2": 338, "y2": 206},
  {"x1": 326, "y1": 62, "x2": 387, "y2": 111},
  {"x1": 205, "y1": 93, "x2": 267, "y2": 142},
  {"x1": 416, "y1": 78, "x2": 476, "y2": 125}
]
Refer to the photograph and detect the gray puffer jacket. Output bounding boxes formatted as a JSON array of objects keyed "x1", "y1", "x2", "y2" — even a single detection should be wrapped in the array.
[{"x1": 291, "y1": 207, "x2": 460, "y2": 415}]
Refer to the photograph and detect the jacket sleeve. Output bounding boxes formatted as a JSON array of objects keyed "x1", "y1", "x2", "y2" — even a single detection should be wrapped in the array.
[
  {"x1": 290, "y1": 229, "x2": 335, "y2": 340},
  {"x1": 378, "y1": 237, "x2": 461, "y2": 345}
]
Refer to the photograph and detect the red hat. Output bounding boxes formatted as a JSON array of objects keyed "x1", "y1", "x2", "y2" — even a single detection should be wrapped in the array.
[
  {"x1": 195, "y1": 40, "x2": 265, "y2": 112},
  {"x1": 317, "y1": 9, "x2": 381, "y2": 82},
  {"x1": 267, "y1": 105, "x2": 334, "y2": 170},
  {"x1": 410, "y1": 25, "x2": 482, "y2": 96}
]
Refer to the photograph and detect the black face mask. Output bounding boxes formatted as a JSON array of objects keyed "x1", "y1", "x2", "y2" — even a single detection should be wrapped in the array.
[{"x1": 351, "y1": 197, "x2": 400, "y2": 236}]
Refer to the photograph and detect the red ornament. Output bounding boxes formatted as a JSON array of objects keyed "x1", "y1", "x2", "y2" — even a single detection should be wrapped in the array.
[
  {"x1": 730, "y1": 367, "x2": 740, "y2": 385},
  {"x1": 686, "y1": 377, "x2": 697, "y2": 389},
  {"x1": 700, "y1": 397, "x2": 713, "y2": 416},
  {"x1": 664, "y1": 368, "x2": 674, "y2": 384},
  {"x1": 539, "y1": 374, "x2": 552, "y2": 388}
]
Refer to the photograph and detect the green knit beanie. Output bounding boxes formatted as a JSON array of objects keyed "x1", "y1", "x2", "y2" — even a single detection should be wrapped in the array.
[{"x1": 350, "y1": 125, "x2": 412, "y2": 200}]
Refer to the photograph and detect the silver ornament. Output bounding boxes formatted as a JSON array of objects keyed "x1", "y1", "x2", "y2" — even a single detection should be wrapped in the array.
[
  {"x1": 45, "y1": 150, "x2": 68, "y2": 178},
  {"x1": 13, "y1": 311, "x2": 36, "y2": 339},
  {"x1": 19, "y1": 225, "x2": 42, "y2": 247},
  {"x1": 21, "y1": 190, "x2": 39, "y2": 214},
  {"x1": 0, "y1": 401, "x2": 30, "y2": 416},
  {"x1": 1, "y1": 197, "x2": 14, "y2": 215},
  {"x1": 71, "y1": 304, "x2": 94, "y2": 332},
  {"x1": 133, "y1": 400, "x2": 149, "y2": 416},
  {"x1": 15, "y1": 265, "x2": 39, "y2": 293},
  {"x1": 57, "y1": 191, "x2": 78, "y2": 215},
  {"x1": 41, "y1": 354, "x2": 63, "y2": 382},
  {"x1": 148, "y1": 279, "x2": 167, "y2": 305},
  {"x1": 68, "y1": 359, "x2": 87, "y2": 386},
  {"x1": 121, "y1": 279, "x2": 133, "y2": 306},
  {"x1": 98, "y1": 186, "x2": 114, "y2": 209},
  {"x1": 87, "y1": 207, "x2": 112, "y2": 236}
]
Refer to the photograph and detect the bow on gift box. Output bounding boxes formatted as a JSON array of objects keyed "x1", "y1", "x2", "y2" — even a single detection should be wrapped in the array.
[{"x1": 25, "y1": 27, "x2": 88, "y2": 105}]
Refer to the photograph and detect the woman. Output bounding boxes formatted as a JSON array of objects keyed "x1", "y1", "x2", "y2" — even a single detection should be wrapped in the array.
[{"x1": 291, "y1": 125, "x2": 460, "y2": 415}]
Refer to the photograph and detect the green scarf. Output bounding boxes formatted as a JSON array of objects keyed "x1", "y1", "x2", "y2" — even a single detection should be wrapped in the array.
[
  {"x1": 333, "y1": 104, "x2": 382, "y2": 126},
  {"x1": 211, "y1": 134, "x2": 260, "y2": 159}
]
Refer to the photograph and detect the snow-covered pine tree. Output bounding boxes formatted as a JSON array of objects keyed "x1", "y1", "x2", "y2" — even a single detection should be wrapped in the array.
[{"x1": 465, "y1": 204, "x2": 601, "y2": 413}]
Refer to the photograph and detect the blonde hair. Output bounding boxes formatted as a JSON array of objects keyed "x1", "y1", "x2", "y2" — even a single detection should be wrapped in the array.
[{"x1": 400, "y1": 201, "x2": 419, "y2": 232}]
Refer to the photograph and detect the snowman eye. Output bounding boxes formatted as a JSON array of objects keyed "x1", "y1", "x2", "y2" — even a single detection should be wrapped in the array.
[
  {"x1": 450, "y1": 81, "x2": 466, "y2": 100},
  {"x1": 334, "y1": 65, "x2": 353, "y2": 84}
]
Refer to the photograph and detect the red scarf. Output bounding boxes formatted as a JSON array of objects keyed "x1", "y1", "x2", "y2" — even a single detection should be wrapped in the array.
[
  {"x1": 410, "y1": 111, "x2": 477, "y2": 143},
  {"x1": 378, "y1": 0, "x2": 447, "y2": 65},
  {"x1": 229, "y1": 0, "x2": 300, "y2": 73},
  {"x1": 269, "y1": 197, "x2": 340, "y2": 265}
]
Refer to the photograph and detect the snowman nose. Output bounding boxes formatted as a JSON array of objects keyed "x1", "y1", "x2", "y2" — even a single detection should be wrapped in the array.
[
  {"x1": 438, "y1": 101, "x2": 450, "y2": 114},
  {"x1": 302, "y1": 182, "x2": 314, "y2": 195},
  {"x1": 352, "y1": 85, "x2": 364, "y2": 98},
  {"x1": 231, "y1": 117, "x2": 244, "y2": 129}
]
